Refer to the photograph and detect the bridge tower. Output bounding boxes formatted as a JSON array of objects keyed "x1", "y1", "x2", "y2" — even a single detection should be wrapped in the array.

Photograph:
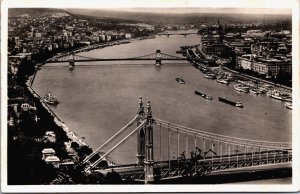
[
  {"x1": 68, "y1": 53, "x2": 75, "y2": 70},
  {"x1": 144, "y1": 100, "x2": 154, "y2": 183},
  {"x1": 155, "y1": 50, "x2": 162, "y2": 65},
  {"x1": 136, "y1": 96, "x2": 145, "y2": 165}
]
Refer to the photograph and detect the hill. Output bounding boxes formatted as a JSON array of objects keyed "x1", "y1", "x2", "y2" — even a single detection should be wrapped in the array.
[{"x1": 8, "y1": 8, "x2": 70, "y2": 18}]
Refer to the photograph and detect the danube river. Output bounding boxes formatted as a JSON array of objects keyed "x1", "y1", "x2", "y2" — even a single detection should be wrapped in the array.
[{"x1": 33, "y1": 30, "x2": 292, "y2": 166}]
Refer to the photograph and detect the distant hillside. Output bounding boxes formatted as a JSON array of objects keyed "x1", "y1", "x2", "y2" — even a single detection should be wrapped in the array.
[
  {"x1": 8, "y1": 8, "x2": 291, "y2": 26},
  {"x1": 8, "y1": 8, "x2": 70, "y2": 18},
  {"x1": 66, "y1": 9, "x2": 291, "y2": 25}
]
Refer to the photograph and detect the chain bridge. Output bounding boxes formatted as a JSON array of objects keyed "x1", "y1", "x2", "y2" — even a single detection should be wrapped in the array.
[
  {"x1": 157, "y1": 32, "x2": 199, "y2": 37},
  {"x1": 82, "y1": 97, "x2": 292, "y2": 183},
  {"x1": 46, "y1": 50, "x2": 186, "y2": 68}
]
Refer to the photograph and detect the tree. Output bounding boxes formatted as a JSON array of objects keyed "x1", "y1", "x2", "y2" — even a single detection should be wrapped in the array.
[
  {"x1": 178, "y1": 147, "x2": 216, "y2": 177},
  {"x1": 105, "y1": 169, "x2": 122, "y2": 184}
]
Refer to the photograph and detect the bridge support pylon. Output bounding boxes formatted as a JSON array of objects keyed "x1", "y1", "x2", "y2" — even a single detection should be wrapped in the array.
[
  {"x1": 69, "y1": 53, "x2": 75, "y2": 70},
  {"x1": 136, "y1": 96, "x2": 145, "y2": 165},
  {"x1": 144, "y1": 100, "x2": 154, "y2": 183},
  {"x1": 155, "y1": 50, "x2": 162, "y2": 65}
]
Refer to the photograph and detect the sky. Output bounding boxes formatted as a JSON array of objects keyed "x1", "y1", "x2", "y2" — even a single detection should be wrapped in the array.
[{"x1": 2, "y1": 0, "x2": 295, "y2": 16}]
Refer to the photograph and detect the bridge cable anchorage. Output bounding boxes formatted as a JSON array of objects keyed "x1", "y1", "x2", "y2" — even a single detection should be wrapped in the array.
[
  {"x1": 83, "y1": 115, "x2": 139, "y2": 163},
  {"x1": 85, "y1": 120, "x2": 147, "y2": 172},
  {"x1": 154, "y1": 118, "x2": 291, "y2": 149},
  {"x1": 155, "y1": 120, "x2": 289, "y2": 150}
]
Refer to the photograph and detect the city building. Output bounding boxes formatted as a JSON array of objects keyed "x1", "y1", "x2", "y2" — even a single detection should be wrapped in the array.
[
  {"x1": 237, "y1": 54, "x2": 292, "y2": 78},
  {"x1": 42, "y1": 148, "x2": 56, "y2": 160}
]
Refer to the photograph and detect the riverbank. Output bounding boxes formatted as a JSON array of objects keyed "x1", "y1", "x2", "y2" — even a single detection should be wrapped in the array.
[
  {"x1": 192, "y1": 45, "x2": 292, "y2": 93},
  {"x1": 222, "y1": 66, "x2": 292, "y2": 93},
  {"x1": 26, "y1": 80, "x2": 89, "y2": 147},
  {"x1": 44, "y1": 36, "x2": 151, "y2": 64}
]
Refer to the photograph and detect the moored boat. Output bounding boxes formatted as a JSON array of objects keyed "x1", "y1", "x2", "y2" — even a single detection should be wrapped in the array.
[
  {"x1": 283, "y1": 96, "x2": 292, "y2": 102},
  {"x1": 249, "y1": 87, "x2": 261, "y2": 94},
  {"x1": 216, "y1": 78, "x2": 230, "y2": 84},
  {"x1": 219, "y1": 97, "x2": 243, "y2": 108},
  {"x1": 234, "y1": 84, "x2": 249, "y2": 93},
  {"x1": 270, "y1": 90, "x2": 286, "y2": 100},
  {"x1": 285, "y1": 102, "x2": 292, "y2": 110},
  {"x1": 204, "y1": 73, "x2": 216, "y2": 79},
  {"x1": 44, "y1": 92, "x2": 59, "y2": 105}
]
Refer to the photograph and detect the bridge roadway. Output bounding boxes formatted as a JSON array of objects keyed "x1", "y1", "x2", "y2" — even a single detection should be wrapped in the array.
[
  {"x1": 158, "y1": 32, "x2": 199, "y2": 36},
  {"x1": 45, "y1": 51, "x2": 187, "y2": 64},
  {"x1": 94, "y1": 151, "x2": 292, "y2": 181},
  {"x1": 50, "y1": 58, "x2": 187, "y2": 63}
]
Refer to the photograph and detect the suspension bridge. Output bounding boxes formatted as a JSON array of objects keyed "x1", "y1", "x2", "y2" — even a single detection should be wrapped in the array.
[
  {"x1": 82, "y1": 97, "x2": 292, "y2": 183},
  {"x1": 157, "y1": 32, "x2": 199, "y2": 37},
  {"x1": 45, "y1": 50, "x2": 187, "y2": 68}
]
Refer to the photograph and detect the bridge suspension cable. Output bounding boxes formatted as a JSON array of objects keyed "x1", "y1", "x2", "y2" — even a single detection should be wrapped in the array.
[
  {"x1": 50, "y1": 51, "x2": 186, "y2": 63},
  {"x1": 85, "y1": 120, "x2": 147, "y2": 172},
  {"x1": 156, "y1": 120, "x2": 290, "y2": 151},
  {"x1": 155, "y1": 118, "x2": 291, "y2": 149},
  {"x1": 83, "y1": 115, "x2": 139, "y2": 163}
]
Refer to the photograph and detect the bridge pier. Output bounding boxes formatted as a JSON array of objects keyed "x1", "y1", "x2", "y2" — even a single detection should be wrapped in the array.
[
  {"x1": 69, "y1": 54, "x2": 75, "y2": 70},
  {"x1": 155, "y1": 50, "x2": 162, "y2": 65},
  {"x1": 136, "y1": 96, "x2": 145, "y2": 165},
  {"x1": 144, "y1": 100, "x2": 154, "y2": 183}
]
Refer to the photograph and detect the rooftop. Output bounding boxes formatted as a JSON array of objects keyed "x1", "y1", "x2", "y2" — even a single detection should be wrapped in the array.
[{"x1": 42, "y1": 148, "x2": 55, "y2": 154}]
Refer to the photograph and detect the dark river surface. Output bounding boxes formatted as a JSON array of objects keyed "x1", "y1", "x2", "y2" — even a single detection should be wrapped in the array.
[{"x1": 33, "y1": 30, "x2": 292, "y2": 167}]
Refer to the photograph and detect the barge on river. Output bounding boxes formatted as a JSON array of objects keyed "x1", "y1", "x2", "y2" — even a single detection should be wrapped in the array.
[
  {"x1": 194, "y1": 90, "x2": 213, "y2": 100},
  {"x1": 219, "y1": 97, "x2": 243, "y2": 108}
]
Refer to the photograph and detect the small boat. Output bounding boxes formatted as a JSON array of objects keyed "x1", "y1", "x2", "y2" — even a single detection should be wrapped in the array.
[
  {"x1": 216, "y1": 79, "x2": 230, "y2": 85},
  {"x1": 175, "y1": 76, "x2": 185, "y2": 84},
  {"x1": 249, "y1": 88, "x2": 261, "y2": 94},
  {"x1": 285, "y1": 102, "x2": 292, "y2": 110},
  {"x1": 219, "y1": 97, "x2": 243, "y2": 108},
  {"x1": 257, "y1": 87, "x2": 267, "y2": 94},
  {"x1": 44, "y1": 92, "x2": 59, "y2": 105},
  {"x1": 204, "y1": 73, "x2": 216, "y2": 79},
  {"x1": 234, "y1": 84, "x2": 249, "y2": 93},
  {"x1": 270, "y1": 90, "x2": 285, "y2": 100},
  {"x1": 283, "y1": 96, "x2": 292, "y2": 102},
  {"x1": 194, "y1": 90, "x2": 213, "y2": 100}
]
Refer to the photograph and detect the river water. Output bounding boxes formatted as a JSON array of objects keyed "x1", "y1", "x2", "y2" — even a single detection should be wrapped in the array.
[{"x1": 32, "y1": 30, "x2": 292, "y2": 167}]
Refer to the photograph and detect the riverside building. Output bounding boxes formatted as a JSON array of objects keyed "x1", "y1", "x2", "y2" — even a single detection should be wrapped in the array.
[{"x1": 237, "y1": 54, "x2": 292, "y2": 78}]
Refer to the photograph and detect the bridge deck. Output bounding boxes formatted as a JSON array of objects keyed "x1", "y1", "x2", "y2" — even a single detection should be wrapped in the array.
[{"x1": 93, "y1": 151, "x2": 292, "y2": 181}]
